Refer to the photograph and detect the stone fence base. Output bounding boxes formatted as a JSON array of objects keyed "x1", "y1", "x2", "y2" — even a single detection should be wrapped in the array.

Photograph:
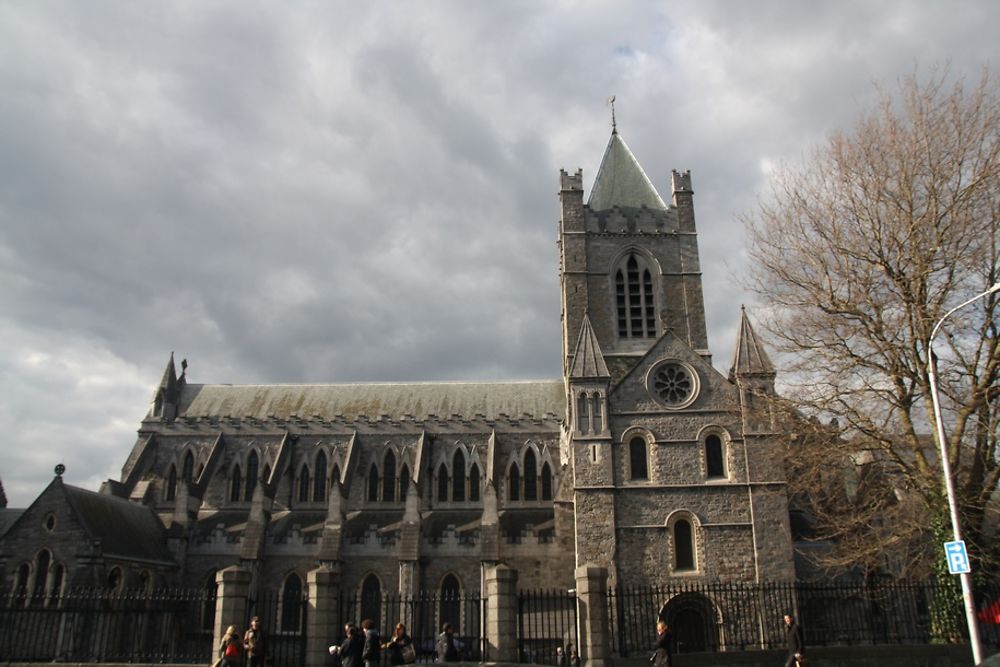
[{"x1": 616, "y1": 644, "x2": 978, "y2": 667}]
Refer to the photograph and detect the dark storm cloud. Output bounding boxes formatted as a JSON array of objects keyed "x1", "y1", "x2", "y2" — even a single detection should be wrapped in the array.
[{"x1": 1, "y1": 0, "x2": 997, "y2": 505}]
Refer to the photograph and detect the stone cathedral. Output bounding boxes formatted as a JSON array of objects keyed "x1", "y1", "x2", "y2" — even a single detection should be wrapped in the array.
[{"x1": 0, "y1": 129, "x2": 796, "y2": 607}]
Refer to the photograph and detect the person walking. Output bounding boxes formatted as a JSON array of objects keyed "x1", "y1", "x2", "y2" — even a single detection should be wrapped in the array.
[
  {"x1": 361, "y1": 619, "x2": 381, "y2": 667},
  {"x1": 220, "y1": 626, "x2": 242, "y2": 667},
  {"x1": 384, "y1": 623, "x2": 414, "y2": 666},
  {"x1": 340, "y1": 624, "x2": 364, "y2": 667},
  {"x1": 652, "y1": 620, "x2": 673, "y2": 667},
  {"x1": 784, "y1": 612, "x2": 805, "y2": 667},
  {"x1": 243, "y1": 616, "x2": 268, "y2": 667},
  {"x1": 436, "y1": 623, "x2": 459, "y2": 662}
]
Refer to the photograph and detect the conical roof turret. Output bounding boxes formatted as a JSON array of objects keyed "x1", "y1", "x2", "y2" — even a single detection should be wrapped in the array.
[
  {"x1": 729, "y1": 307, "x2": 776, "y2": 381},
  {"x1": 569, "y1": 314, "x2": 611, "y2": 379},
  {"x1": 588, "y1": 131, "x2": 667, "y2": 212}
]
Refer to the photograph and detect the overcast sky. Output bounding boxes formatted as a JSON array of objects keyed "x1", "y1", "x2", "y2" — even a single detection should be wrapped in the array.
[{"x1": 1, "y1": 1, "x2": 996, "y2": 507}]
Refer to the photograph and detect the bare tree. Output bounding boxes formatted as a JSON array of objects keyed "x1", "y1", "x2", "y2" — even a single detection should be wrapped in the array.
[{"x1": 743, "y1": 68, "x2": 1000, "y2": 578}]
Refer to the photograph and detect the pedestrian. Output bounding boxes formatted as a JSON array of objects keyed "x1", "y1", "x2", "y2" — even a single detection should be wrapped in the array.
[
  {"x1": 783, "y1": 612, "x2": 805, "y2": 667},
  {"x1": 244, "y1": 616, "x2": 268, "y2": 667},
  {"x1": 384, "y1": 622, "x2": 414, "y2": 665},
  {"x1": 361, "y1": 619, "x2": 381, "y2": 667},
  {"x1": 340, "y1": 624, "x2": 364, "y2": 667},
  {"x1": 436, "y1": 623, "x2": 459, "y2": 662},
  {"x1": 220, "y1": 625, "x2": 242, "y2": 667},
  {"x1": 569, "y1": 646, "x2": 581, "y2": 667},
  {"x1": 556, "y1": 646, "x2": 567, "y2": 667},
  {"x1": 652, "y1": 620, "x2": 672, "y2": 667}
]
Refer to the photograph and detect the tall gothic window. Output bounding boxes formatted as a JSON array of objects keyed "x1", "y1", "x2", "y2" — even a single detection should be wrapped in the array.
[
  {"x1": 524, "y1": 450, "x2": 538, "y2": 501},
  {"x1": 33, "y1": 550, "x2": 50, "y2": 599},
  {"x1": 452, "y1": 450, "x2": 466, "y2": 502},
  {"x1": 469, "y1": 463, "x2": 480, "y2": 502},
  {"x1": 399, "y1": 465, "x2": 410, "y2": 501},
  {"x1": 674, "y1": 519, "x2": 695, "y2": 570},
  {"x1": 245, "y1": 451, "x2": 259, "y2": 501},
  {"x1": 281, "y1": 574, "x2": 303, "y2": 632},
  {"x1": 629, "y1": 437, "x2": 648, "y2": 481},
  {"x1": 437, "y1": 463, "x2": 449, "y2": 502},
  {"x1": 368, "y1": 463, "x2": 380, "y2": 502},
  {"x1": 361, "y1": 574, "x2": 382, "y2": 629},
  {"x1": 577, "y1": 394, "x2": 590, "y2": 434},
  {"x1": 616, "y1": 254, "x2": 657, "y2": 338},
  {"x1": 314, "y1": 452, "x2": 327, "y2": 503},
  {"x1": 705, "y1": 435, "x2": 726, "y2": 478},
  {"x1": 592, "y1": 394, "x2": 603, "y2": 433},
  {"x1": 166, "y1": 465, "x2": 177, "y2": 501},
  {"x1": 541, "y1": 462, "x2": 553, "y2": 501},
  {"x1": 508, "y1": 463, "x2": 520, "y2": 501},
  {"x1": 182, "y1": 451, "x2": 195, "y2": 482},
  {"x1": 440, "y1": 574, "x2": 461, "y2": 634},
  {"x1": 298, "y1": 465, "x2": 310, "y2": 503},
  {"x1": 230, "y1": 465, "x2": 242, "y2": 502},
  {"x1": 383, "y1": 451, "x2": 397, "y2": 502}
]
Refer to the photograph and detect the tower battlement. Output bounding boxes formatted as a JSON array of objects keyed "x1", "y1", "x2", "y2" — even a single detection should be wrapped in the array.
[
  {"x1": 671, "y1": 169, "x2": 693, "y2": 193},
  {"x1": 560, "y1": 168, "x2": 583, "y2": 192}
]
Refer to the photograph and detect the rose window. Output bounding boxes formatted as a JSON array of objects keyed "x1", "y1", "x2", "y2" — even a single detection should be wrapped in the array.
[{"x1": 649, "y1": 362, "x2": 699, "y2": 408}]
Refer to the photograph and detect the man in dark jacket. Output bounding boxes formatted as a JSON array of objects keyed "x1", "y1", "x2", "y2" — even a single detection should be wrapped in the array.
[
  {"x1": 784, "y1": 613, "x2": 805, "y2": 667},
  {"x1": 361, "y1": 619, "x2": 381, "y2": 667}
]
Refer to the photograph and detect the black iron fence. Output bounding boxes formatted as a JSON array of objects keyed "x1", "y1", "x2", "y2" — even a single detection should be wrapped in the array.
[
  {"x1": 0, "y1": 587, "x2": 215, "y2": 663},
  {"x1": 608, "y1": 579, "x2": 1000, "y2": 656},
  {"x1": 247, "y1": 588, "x2": 309, "y2": 667},
  {"x1": 518, "y1": 588, "x2": 579, "y2": 664},
  {"x1": 338, "y1": 590, "x2": 486, "y2": 662}
]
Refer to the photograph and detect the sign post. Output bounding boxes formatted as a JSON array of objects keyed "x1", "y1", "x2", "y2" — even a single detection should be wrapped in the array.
[{"x1": 944, "y1": 540, "x2": 971, "y2": 575}]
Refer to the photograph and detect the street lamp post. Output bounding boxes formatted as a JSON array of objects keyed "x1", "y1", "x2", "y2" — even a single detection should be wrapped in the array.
[{"x1": 927, "y1": 281, "x2": 1000, "y2": 666}]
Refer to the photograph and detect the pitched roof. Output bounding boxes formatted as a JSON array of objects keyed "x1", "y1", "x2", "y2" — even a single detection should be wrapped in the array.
[
  {"x1": 175, "y1": 381, "x2": 566, "y2": 421},
  {"x1": 588, "y1": 131, "x2": 667, "y2": 212},
  {"x1": 61, "y1": 483, "x2": 174, "y2": 565},
  {"x1": 730, "y1": 307, "x2": 776, "y2": 378},
  {"x1": 569, "y1": 314, "x2": 610, "y2": 379}
]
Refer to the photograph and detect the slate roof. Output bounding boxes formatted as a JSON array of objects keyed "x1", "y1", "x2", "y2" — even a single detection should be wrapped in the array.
[
  {"x1": 588, "y1": 131, "x2": 668, "y2": 212},
  {"x1": 62, "y1": 484, "x2": 174, "y2": 565},
  {"x1": 569, "y1": 315, "x2": 610, "y2": 379},
  {"x1": 175, "y1": 381, "x2": 566, "y2": 422},
  {"x1": 730, "y1": 307, "x2": 776, "y2": 378},
  {"x1": 0, "y1": 509, "x2": 25, "y2": 539}
]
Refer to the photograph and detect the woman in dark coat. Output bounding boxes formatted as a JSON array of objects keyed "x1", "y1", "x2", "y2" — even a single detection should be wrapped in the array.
[
  {"x1": 653, "y1": 620, "x2": 673, "y2": 667},
  {"x1": 784, "y1": 613, "x2": 805, "y2": 667},
  {"x1": 340, "y1": 624, "x2": 364, "y2": 667},
  {"x1": 384, "y1": 623, "x2": 413, "y2": 666}
]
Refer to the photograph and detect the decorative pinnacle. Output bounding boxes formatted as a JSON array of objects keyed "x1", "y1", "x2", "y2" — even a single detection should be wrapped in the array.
[
  {"x1": 607, "y1": 95, "x2": 617, "y2": 133},
  {"x1": 54, "y1": 463, "x2": 66, "y2": 477}
]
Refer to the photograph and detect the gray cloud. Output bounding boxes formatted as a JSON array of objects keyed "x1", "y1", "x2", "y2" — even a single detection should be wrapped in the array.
[{"x1": 1, "y1": 0, "x2": 997, "y2": 505}]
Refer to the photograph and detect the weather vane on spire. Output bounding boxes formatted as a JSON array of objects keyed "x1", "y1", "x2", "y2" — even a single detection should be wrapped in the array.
[{"x1": 607, "y1": 95, "x2": 617, "y2": 132}]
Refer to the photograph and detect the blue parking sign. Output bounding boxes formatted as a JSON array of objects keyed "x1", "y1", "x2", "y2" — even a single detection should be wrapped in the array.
[{"x1": 944, "y1": 540, "x2": 971, "y2": 574}]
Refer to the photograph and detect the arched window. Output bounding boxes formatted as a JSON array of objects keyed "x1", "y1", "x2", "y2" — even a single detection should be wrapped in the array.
[
  {"x1": 202, "y1": 571, "x2": 218, "y2": 631},
  {"x1": 33, "y1": 550, "x2": 50, "y2": 599},
  {"x1": 629, "y1": 437, "x2": 648, "y2": 481},
  {"x1": 541, "y1": 462, "x2": 553, "y2": 501},
  {"x1": 138, "y1": 569, "x2": 151, "y2": 594},
  {"x1": 50, "y1": 564, "x2": 64, "y2": 600},
  {"x1": 15, "y1": 563, "x2": 29, "y2": 597},
  {"x1": 437, "y1": 463, "x2": 449, "y2": 502},
  {"x1": 298, "y1": 465, "x2": 310, "y2": 503},
  {"x1": 383, "y1": 451, "x2": 397, "y2": 502},
  {"x1": 440, "y1": 574, "x2": 461, "y2": 634},
  {"x1": 452, "y1": 450, "x2": 466, "y2": 502},
  {"x1": 592, "y1": 394, "x2": 603, "y2": 433},
  {"x1": 368, "y1": 463, "x2": 380, "y2": 502},
  {"x1": 245, "y1": 451, "x2": 259, "y2": 501},
  {"x1": 399, "y1": 464, "x2": 410, "y2": 501},
  {"x1": 469, "y1": 463, "x2": 481, "y2": 502},
  {"x1": 674, "y1": 519, "x2": 695, "y2": 571},
  {"x1": 166, "y1": 465, "x2": 177, "y2": 501},
  {"x1": 577, "y1": 393, "x2": 590, "y2": 434},
  {"x1": 508, "y1": 464, "x2": 520, "y2": 501},
  {"x1": 230, "y1": 465, "x2": 242, "y2": 502},
  {"x1": 281, "y1": 574, "x2": 303, "y2": 632},
  {"x1": 107, "y1": 566, "x2": 123, "y2": 593},
  {"x1": 182, "y1": 451, "x2": 195, "y2": 482},
  {"x1": 360, "y1": 574, "x2": 382, "y2": 629},
  {"x1": 705, "y1": 435, "x2": 726, "y2": 478},
  {"x1": 524, "y1": 449, "x2": 538, "y2": 501},
  {"x1": 314, "y1": 452, "x2": 327, "y2": 503},
  {"x1": 616, "y1": 254, "x2": 656, "y2": 338}
]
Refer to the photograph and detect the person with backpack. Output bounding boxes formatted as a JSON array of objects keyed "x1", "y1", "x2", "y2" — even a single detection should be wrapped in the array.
[{"x1": 220, "y1": 626, "x2": 242, "y2": 667}]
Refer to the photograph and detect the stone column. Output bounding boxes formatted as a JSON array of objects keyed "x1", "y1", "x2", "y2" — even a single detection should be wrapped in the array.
[
  {"x1": 307, "y1": 564, "x2": 342, "y2": 667},
  {"x1": 214, "y1": 566, "x2": 252, "y2": 652},
  {"x1": 485, "y1": 564, "x2": 518, "y2": 662},
  {"x1": 575, "y1": 564, "x2": 613, "y2": 667}
]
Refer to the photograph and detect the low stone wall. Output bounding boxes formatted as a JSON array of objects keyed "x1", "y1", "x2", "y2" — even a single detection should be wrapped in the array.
[{"x1": 616, "y1": 644, "x2": 977, "y2": 667}]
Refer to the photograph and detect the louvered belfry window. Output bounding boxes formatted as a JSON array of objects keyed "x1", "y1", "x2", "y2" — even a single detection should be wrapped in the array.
[{"x1": 615, "y1": 254, "x2": 656, "y2": 338}]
